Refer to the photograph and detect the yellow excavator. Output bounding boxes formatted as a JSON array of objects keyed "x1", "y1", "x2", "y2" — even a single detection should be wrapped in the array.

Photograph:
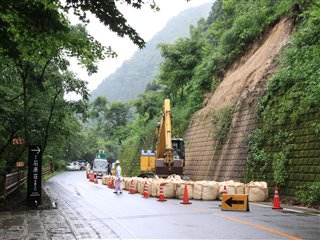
[{"x1": 140, "y1": 99, "x2": 185, "y2": 177}]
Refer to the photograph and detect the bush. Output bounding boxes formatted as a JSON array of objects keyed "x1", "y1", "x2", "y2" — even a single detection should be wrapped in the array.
[
  {"x1": 211, "y1": 106, "x2": 234, "y2": 145},
  {"x1": 245, "y1": 129, "x2": 269, "y2": 181},
  {"x1": 53, "y1": 160, "x2": 68, "y2": 171},
  {"x1": 295, "y1": 182, "x2": 320, "y2": 207}
]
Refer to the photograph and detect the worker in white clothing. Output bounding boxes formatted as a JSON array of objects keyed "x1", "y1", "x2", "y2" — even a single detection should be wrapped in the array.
[{"x1": 113, "y1": 160, "x2": 122, "y2": 194}]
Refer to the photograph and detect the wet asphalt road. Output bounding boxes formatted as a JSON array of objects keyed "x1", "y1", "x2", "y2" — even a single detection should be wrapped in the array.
[{"x1": 45, "y1": 171, "x2": 320, "y2": 239}]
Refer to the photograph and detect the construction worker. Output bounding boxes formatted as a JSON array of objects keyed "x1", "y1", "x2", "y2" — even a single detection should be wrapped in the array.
[
  {"x1": 113, "y1": 160, "x2": 122, "y2": 194},
  {"x1": 107, "y1": 161, "x2": 112, "y2": 175}
]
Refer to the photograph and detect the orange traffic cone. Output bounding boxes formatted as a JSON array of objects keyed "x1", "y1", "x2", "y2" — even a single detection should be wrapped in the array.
[
  {"x1": 129, "y1": 180, "x2": 135, "y2": 194},
  {"x1": 272, "y1": 186, "x2": 283, "y2": 210},
  {"x1": 90, "y1": 173, "x2": 94, "y2": 182},
  {"x1": 223, "y1": 185, "x2": 228, "y2": 194},
  {"x1": 180, "y1": 184, "x2": 192, "y2": 204},
  {"x1": 108, "y1": 178, "x2": 111, "y2": 188},
  {"x1": 142, "y1": 181, "x2": 150, "y2": 198},
  {"x1": 157, "y1": 183, "x2": 167, "y2": 202},
  {"x1": 94, "y1": 175, "x2": 98, "y2": 184}
]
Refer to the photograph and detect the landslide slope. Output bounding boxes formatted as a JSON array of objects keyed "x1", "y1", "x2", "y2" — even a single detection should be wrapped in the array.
[{"x1": 184, "y1": 18, "x2": 293, "y2": 181}]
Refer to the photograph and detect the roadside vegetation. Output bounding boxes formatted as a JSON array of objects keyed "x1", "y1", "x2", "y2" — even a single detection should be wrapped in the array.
[{"x1": 295, "y1": 181, "x2": 320, "y2": 208}]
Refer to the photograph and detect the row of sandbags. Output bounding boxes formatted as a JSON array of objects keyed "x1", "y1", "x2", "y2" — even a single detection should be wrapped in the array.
[{"x1": 102, "y1": 175, "x2": 268, "y2": 202}]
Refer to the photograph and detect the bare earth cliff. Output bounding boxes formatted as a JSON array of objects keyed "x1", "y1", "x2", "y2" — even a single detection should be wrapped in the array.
[{"x1": 184, "y1": 19, "x2": 294, "y2": 181}]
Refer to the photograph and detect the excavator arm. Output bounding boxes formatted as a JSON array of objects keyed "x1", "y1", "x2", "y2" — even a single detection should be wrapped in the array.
[{"x1": 156, "y1": 99, "x2": 173, "y2": 165}]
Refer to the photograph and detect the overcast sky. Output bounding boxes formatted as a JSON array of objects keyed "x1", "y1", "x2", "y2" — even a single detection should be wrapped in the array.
[{"x1": 69, "y1": 0, "x2": 213, "y2": 93}]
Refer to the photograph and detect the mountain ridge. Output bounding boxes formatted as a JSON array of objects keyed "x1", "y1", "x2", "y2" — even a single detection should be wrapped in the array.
[{"x1": 90, "y1": 3, "x2": 212, "y2": 102}]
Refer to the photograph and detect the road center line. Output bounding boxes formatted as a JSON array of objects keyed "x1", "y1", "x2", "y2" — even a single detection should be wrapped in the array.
[
  {"x1": 216, "y1": 214, "x2": 302, "y2": 240},
  {"x1": 181, "y1": 204, "x2": 302, "y2": 240}
]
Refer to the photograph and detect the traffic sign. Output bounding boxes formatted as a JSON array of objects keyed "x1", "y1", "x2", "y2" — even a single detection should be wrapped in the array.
[
  {"x1": 97, "y1": 154, "x2": 106, "y2": 159},
  {"x1": 221, "y1": 194, "x2": 249, "y2": 211},
  {"x1": 16, "y1": 161, "x2": 24, "y2": 167}
]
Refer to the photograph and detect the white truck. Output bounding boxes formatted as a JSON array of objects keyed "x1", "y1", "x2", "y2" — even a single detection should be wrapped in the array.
[{"x1": 92, "y1": 158, "x2": 108, "y2": 178}]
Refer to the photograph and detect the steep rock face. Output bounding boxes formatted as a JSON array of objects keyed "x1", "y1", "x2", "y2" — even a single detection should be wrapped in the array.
[{"x1": 184, "y1": 19, "x2": 293, "y2": 181}]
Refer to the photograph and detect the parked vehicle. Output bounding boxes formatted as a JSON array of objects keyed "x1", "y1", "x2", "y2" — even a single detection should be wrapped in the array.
[
  {"x1": 92, "y1": 158, "x2": 108, "y2": 178},
  {"x1": 66, "y1": 163, "x2": 73, "y2": 171},
  {"x1": 66, "y1": 162, "x2": 80, "y2": 171},
  {"x1": 77, "y1": 160, "x2": 87, "y2": 170}
]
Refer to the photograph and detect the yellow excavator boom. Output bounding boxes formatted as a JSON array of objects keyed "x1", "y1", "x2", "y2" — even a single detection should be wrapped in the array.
[{"x1": 156, "y1": 99, "x2": 173, "y2": 165}]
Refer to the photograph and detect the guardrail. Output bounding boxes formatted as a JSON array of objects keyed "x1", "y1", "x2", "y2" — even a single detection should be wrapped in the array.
[{"x1": 2, "y1": 167, "x2": 51, "y2": 200}]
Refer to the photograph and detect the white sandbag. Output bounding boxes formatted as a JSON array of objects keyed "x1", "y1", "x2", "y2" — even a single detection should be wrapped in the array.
[
  {"x1": 227, "y1": 181, "x2": 245, "y2": 194},
  {"x1": 234, "y1": 182, "x2": 245, "y2": 194},
  {"x1": 218, "y1": 180, "x2": 244, "y2": 199},
  {"x1": 193, "y1": 182, "x2": 205, "y2": 200},
  {"x1": 245, "y1": 181, "x2": 268, "y2": 202},
  {"x1": 160, "y1": 182, "x2": 176, "y2": 198},
  {"x1": 102, "y1": 175, "x2": 108, "y2": 185},
  {"x1": 150, "y1": 180, "x2": 160, "y2": 197},
  {"x1": 166, "y1": 174, "x2": 182, "y2": 181},
  {"x1": 126, "y1": 177, "x2": 132, "y2": 190},
  {"x1": 202, "y1": 182, "x2": 219, "y2": 200},
  {"x1": 138, "y1": 179, "x2": 145, "y2": 194},
  {"x1": 123, "y1": 177, "x2": 129, "y2": 190}
]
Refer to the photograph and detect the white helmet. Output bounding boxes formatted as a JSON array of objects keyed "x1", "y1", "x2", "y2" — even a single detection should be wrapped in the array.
[{"x1": 115, "y1": 160, "x2": 120, "y2": 164}]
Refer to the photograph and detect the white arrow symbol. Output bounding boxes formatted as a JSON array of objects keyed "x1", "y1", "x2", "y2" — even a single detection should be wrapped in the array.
[{"x1": 31, "y1": 146, "x2": 41, "y2": 155}]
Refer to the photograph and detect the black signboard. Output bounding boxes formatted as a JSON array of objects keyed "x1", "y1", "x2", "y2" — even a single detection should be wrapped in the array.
[{"x1": 27, "y1": 145, "x2": 42, "y2": 207}]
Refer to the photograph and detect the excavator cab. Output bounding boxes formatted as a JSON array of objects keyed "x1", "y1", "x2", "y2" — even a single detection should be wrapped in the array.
[
  {"x1": 155, "y1": 137, "x2": 185, "y2": 176},
  {"x1": 172, "y1": 138, "x2": 185, "y2": 160}
]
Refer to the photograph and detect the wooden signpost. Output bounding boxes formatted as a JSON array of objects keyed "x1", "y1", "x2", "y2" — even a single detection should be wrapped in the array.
[
  {"x1": 27, "y1": 145, "x2": 42, "y2": 207},
  {"x1": 12, "y1": 137, "x2": 25, "y2": 145},
  {"x1": 16, "y1": 161, "x2": 24, "y2": 167}
]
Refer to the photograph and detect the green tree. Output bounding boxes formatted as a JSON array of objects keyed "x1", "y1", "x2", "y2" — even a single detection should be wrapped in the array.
[
  {"x1": 158, "y1": 36, "x2": 202, "y2": 102},
  {"x1": 133, "y1": 89, "x2": 162, "y2": 122},
  {"x1": 0, "y1": 0, "x2": 149, "y2": 61},
  {"x1": 90, "y1": 97, "x2": 132, "y2": 144}
]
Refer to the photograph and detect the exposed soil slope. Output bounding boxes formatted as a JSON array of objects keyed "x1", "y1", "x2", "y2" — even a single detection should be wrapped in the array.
[{"x1": 185, "y1": 18, "x2": 293, "y2": 181}]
